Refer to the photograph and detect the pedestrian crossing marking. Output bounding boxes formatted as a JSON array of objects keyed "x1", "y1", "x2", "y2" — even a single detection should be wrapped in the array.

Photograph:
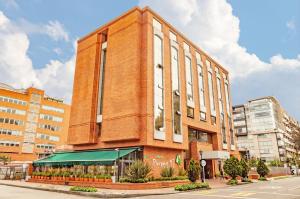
[{"x1": 231, "y1": 192, "x2": 256, "y2": 197}]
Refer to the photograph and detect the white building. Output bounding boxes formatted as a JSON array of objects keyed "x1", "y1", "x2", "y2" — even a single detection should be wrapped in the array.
[{"x1": 233, "y1": 97, "x2": 300, "y2": 162}]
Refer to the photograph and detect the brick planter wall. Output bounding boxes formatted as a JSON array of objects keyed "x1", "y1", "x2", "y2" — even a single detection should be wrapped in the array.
[{"x1": 27, "y1": 178, "x2": 190, "y2": 190}]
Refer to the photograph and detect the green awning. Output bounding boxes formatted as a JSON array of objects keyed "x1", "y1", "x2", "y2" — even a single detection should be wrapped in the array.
[{"x1": 33, "y1": 148, "x2": 137, "y2": 167}]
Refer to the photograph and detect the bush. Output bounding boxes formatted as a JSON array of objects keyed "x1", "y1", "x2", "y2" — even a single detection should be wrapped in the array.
[
  {"x1": 257, "y1": 159, "x2": 269, "y2": 178},
  {"x1": 178, "y1": 168, "x2": 187, "y2": 177},
  {"x1": 227, "y1": 179, "x2": 238, "y2": 185},
  {"x1": 269, "y1": 159, "x2": 283, "y2": 167},
  {"x1": 126, "y1": 160, "x2": 151, "y2": 181},
  {"x1": 160, "y1": 166, "x2": 174, "y2": 177},
  {"x1": 249, "y1": 158, "x2": 258, "y2": 168},
  {"x1": 154, "y1": 176, "x2": 188, "y2": 181},
  {"x1": 70, "y1": 186, "x2": 97, "y2": 192},
  {"x1": 258, "y1": 176, "x2": 267, "y2": 181},
  {"x1": 175, "y1": 182, "x2": 209, "y2": 191},
  {"x1": 188, "y1": 159, "x2": 200, "y2": 183},
  {"x1": 240, "y1": 158, "x2": 250, "y2": 181},
  {"x1": 119, "y1": 178, "x2": 149, "y2": 183},
  {"x1": 223, "y1": 157, "x2": 241, "y2": 180}
]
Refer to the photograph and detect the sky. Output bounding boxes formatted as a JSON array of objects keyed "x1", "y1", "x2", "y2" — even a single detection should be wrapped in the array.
[{"x1": 0, "y1": 0, "x2": 299, "y2": 120}]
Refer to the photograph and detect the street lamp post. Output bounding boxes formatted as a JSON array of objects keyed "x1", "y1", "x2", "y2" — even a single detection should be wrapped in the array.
[{"x1": 115, "y1": 148, "x2": 120, "y2": 182}]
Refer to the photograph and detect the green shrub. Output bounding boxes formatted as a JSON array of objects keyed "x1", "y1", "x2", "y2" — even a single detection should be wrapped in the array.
[
  {"x1": 175, "y1": 182, "x2": 209, "y2": 191},
  {"x1": 240, "y1": 158, "x2": 250, "y2": 181},
  {"x1": 223, "y1": 157, "x2": 241, "y2": 180},
  {"x1": 188, "y1": 159, "x2": 200, "y2": 182},
  {"x1": 269, "y1": 159, "x2": 283, "y2": 167},
  {"x1": 160, "y1": 166, "x2": 174, "y2": 177},
  {"x1": 257, "y1": 159, "x2": 269, "y2": 178},
  {"x1": 119, "y1": 178, "x2": 149, "y2": 183},
  {"x1": 154, "y1": 176, "x2": 188, "y2": 181},
  {"x1": 126, "y1": 160, "x2": 151, "y2": 181},
  {"x1": 70, "y1": 186, "x2": 97, "y2": 192},
  {"x1": 258, "y1": 176, "x2": 267, "y2": 181},
  {"x1": 178, "y1": 168, "x2": 187, "y2": 177},
  {"x1": 227, "y1": 179, "x2": 238, "y2": 185},
  {"x1": 249, "y1": 158, "x2": 258, "y2": 168}
]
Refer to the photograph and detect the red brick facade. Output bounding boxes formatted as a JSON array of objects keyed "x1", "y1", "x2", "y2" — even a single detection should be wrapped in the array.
[{"x1": 68, "y1": 7, "x2": 239, "y2": 177}]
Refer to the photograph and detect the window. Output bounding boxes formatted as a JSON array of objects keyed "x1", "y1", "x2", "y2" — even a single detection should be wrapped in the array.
[
  {"x1": 0, "y1": 117, "x2": 24, "y2": 126},
  {"x1": 0, "y1": 96, "x2": 26, "y2": 106},
  {"x1": 41, "y1": 105, "x2": 64, "y2": 113},
  {"x1": 207, "y1": 60, "x2": 216, "y2": 117},
  {"x1": 170, "y1": 32, "x2": 181, "y2": 136},
  {"x1": 40, "y1": 114, "x2": 63, "y2": 122},
  {"x1": 0, "y1": 128, "x2": 22, "y2": 136},
  {"x1": 97, "y1": 34, "x2": 107, "y2": 116},
  {"x1": 216, "y1": 68, "x2": 223, "y2": 115},
  {"x1": 188, "y1": 128, "x2": 212, "y2": 143},
  {"x1": 0, "y1": 140, "x2": 20, "y2": 147},
  {"x1": 196, "y1": 52, "x2": 206, "y2": 121},
  {"x1": 153, "y1": 19, "x2": 164, "y2": 133},
  {"x1": 224, "y1": 77, "x2": 230, "y2": 115},
  {"x1": 221, "y1": 114, "x2": 227, "y2": 144},
  {"x1": 36, "y1": 133, "x2": 59, "y2": 142},
  {"x1": 184, "y1": 43, "x2": 194, "y2": 118},
  {"x1": 38, "y1": 123, "x2": 61, "y2": 132}
]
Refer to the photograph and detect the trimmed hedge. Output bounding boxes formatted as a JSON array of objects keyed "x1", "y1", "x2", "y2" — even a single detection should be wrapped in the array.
[
  {"x1": 70, "y1": 186, "x2": 97, "y2": 192},
  {"x1": 175, "y1": 183, "x2": 209, "y2": 191}
]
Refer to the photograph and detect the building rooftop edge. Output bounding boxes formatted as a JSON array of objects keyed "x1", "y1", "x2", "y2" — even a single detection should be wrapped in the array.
[{"x1": 77, "y1": 6, "x2": 230, "y2": 74}]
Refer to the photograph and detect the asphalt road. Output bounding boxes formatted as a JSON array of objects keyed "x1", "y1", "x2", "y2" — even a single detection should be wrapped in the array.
[
  {"x1": 139, "y1": 177, "x2": 300, "y2": 199},
  {"x1": 0, "y1": 177, "x2": 299, "y2": 199}
]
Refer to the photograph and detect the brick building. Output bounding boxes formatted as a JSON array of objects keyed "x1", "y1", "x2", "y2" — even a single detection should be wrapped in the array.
[
  {"x1": 36, "y1": 7, "x2": 239, "y2": 178},
  {"x1": 0, "y1": 83, "x2": 70, "y2": 163}
]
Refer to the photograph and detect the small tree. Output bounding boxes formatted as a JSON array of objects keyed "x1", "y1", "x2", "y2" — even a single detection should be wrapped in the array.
[
  {"x1": 240, "y1": 158, "x2": 250, "y2": 181},
  {"x1": 188, "y1": 159, "x2": 200, "y2": 183},
  {"x1": 257, "y1": 159, "x2": 269, "y2": 178},
  {"x1": 126, "y1": 160, "x2": 151, "y2": 181},
  {"x1": 223, "y1": 157, "x2": 241, "y2": 180}
]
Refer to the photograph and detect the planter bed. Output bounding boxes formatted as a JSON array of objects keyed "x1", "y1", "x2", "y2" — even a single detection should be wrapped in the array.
[{"x1": 28, "y1": 178, "x2": 189, "y2": 190}]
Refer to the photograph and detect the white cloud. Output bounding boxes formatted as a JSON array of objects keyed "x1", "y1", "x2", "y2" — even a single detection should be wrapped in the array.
[
  {"x1": 53, "y1": 47, "x2": 63, "y2": 55},
  {"x1": 139, "y1": 0, "x2": 300, "y2": 78},
  {"x1": 0, "y1": 11, "x2": 75, "y2": 102},
  {"x1": 44, "y1": 20, "x2": 69, "y2": 42},
  {"x1": 286, "y1": 19, "x2": 296, "y2": 31}
]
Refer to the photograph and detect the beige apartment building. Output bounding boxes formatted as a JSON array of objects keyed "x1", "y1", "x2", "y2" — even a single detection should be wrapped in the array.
[{"x1": 233, "y1": 96, "x2": 300, "y2": 162}]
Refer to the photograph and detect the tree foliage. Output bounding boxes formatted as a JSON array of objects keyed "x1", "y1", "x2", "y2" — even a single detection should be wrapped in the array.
[
  {"x1": 188, "y1": 159, "x2": 200, "y2": 182},
  {"x1": 223, "y1": 157, "x2": 241, "y2": 180},
  {"x1": 240, "y1": 158, "x2": 250, "y2": 179},
  {"x1": 257, "y1": 159, "x2": 269, "y2": 177}
]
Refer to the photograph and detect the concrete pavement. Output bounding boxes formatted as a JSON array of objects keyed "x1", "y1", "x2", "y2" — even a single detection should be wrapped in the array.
[{"x1": 140, "y1": 176, "x2": 300, "y2": 199}]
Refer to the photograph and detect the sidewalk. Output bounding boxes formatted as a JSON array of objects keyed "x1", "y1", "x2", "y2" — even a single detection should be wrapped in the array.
[{"x1": 0, "y1": 179, "x2": 227, "y2": 198}]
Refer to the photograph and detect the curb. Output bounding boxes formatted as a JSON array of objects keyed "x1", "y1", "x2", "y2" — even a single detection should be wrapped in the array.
[{"x1": 0, "y1": 182, "x2": 177, "y2": 198}]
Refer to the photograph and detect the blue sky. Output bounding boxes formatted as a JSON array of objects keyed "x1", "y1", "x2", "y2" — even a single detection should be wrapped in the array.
[{"x1": 0, "y1": 0, "x2": 299, "y2": 120}]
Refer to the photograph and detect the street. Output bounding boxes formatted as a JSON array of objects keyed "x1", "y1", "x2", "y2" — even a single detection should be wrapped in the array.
[
  {"x1": 141, "y1": 177, "x2": 300, "y2": 199},
  {"x1": 0, "y1": 177, "x2": 300, "y2": 199}
]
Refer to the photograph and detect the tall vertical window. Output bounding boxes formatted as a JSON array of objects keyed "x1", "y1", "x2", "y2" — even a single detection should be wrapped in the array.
[
  {"x1": 224, "y1": 77, "x2": 230, "y2": 116},
  {"x1": 97, "y1": 33, "x2": 107, "y2": 118},
  {"x1": 153, "y1": 19, "x2": 165, "y2": 140},
  {"x1": 196, "y1": 52, "x2": 206, "y2": 121},
  {"x1": 184, "y1": 42, "x2": 194, "y2": 118},
  {"x1": 207, "y1": 60, "x2": 216, "y2": 124},
  {"x1": 170, "y1": 32, "x2": 182, "y2": 142}
]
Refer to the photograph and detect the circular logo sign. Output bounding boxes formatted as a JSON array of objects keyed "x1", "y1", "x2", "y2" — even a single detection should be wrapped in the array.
[{"x1": 201, "y1": 159, "x2": 206, "y2": 167}]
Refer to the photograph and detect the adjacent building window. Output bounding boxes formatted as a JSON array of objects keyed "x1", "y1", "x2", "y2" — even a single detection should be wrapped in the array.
[
  {"x1": 153, "y1": 19, "x2": 165, "y2": 135},
  {"x1": 184, "y1": 42, "x2": 194, "y2": 118},
  {"x1": 40, "y1": 114, "x2": 63, "y2": 122},
  {"x1": 0, "y1": 96, "x2": 26, "y2": 106},
  {"x1": 36, "y1": 144, "x2": 55, "y2": 150},
  {"x1": 0, "y1": 106, "x2": 26, "y2": 115},
  {"x1": 0, "y1": 140, "x2": 20, "y2": 147},
  {"x1": 0, "y1": 128, "x2": 22, "y2": 136},
  {"x1": 38, "y1": 123, "x2": 61, "y2": 132},
  {"x1": 41, "y1": 105, "x2": 64, "y2": 113},
  {"x1": 170, "y1": 32, "x2": 181, "y2": 137},
  {"x1": 196, "y1": 52, "x2": 206, "y2": 121},
  {"x1": 36, "y1": 133, "x2": 60, "y2": 142},
  {"x1": 0, "y1": 117, "x2": 24, "y2": 126}
]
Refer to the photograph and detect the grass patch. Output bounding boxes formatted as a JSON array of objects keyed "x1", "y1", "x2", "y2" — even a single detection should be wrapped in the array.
[
  {"x1": 273, "y1": 176, "x2": 290, "y2": 180},
  {"x1": 175, "y1": 182, "x2": 209, "y2": 191},
  {"x1": 258, "y1": 177, "x2": 267, "y2": 181},
  {"x1": 70, "y1": 186, "x2": 97, "y2": 192}
]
